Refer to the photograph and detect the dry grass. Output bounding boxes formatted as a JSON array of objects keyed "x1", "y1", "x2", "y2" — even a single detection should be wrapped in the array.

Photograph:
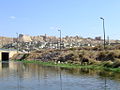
[
  {"x1": 112, "y1": 59, "x2": 120, "y2": 68},
  {"x1": 12, "y1": 46, "x2": 120, "y2": 68},
  {"x1": 102, "y1": 61, "x2": 113, "y2": 67}
]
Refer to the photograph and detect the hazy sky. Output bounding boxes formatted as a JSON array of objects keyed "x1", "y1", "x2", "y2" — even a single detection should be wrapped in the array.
[{"x1": 0, "y1": 0, "x2": 120, "y2": 39}]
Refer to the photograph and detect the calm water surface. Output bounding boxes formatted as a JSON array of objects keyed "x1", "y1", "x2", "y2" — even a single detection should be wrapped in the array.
[{"x1": 0, "y1": 61, "x2": 120, "y2": 90}]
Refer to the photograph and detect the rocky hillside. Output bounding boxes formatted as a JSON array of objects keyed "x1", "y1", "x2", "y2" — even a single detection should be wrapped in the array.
[
  {"x1": 0, "y1": 36, "x2": 15, "y2": 47},
  {"x1": 1, "y1": 34, "x2": 120, "y2": 50}
]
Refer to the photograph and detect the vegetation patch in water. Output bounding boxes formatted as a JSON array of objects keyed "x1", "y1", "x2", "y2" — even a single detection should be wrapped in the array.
[{"x1": 18, "y1": 60, "x2": 120, "y2": 73}]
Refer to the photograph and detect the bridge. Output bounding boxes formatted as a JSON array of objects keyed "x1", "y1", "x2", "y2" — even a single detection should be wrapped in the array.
[{"x1": 0, "y1": 49, "x2": 17, "y2": 61}]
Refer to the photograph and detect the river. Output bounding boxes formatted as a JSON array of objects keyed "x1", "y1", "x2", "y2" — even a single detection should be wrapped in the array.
[{"x1": 0, "y1": 61, "x2": 120, "y2": 90}]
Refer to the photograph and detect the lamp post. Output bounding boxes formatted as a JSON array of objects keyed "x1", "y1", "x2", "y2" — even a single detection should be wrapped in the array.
[
  {"x1": 58, "y1": 30, "x2": 61, "y2": 50},
  {"x1": 16, "y1": 33, "x2": 19, "y2": 53},
  {"x1": 1, "y1": 36, "x2": 3, "y2": 47},
  {"x1": 100, "y1": 17, "x2": 106, "y2": 50}
]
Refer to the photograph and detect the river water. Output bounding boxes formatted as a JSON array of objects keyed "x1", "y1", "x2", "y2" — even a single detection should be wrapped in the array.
[{"x1": 0, "y1": 61, "x2": 120, "y2": 90}]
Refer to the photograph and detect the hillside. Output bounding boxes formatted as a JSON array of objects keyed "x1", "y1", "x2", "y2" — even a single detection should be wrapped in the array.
[
  {"x1": 0, "y1": 36, "x2": 15, "y2": 47},
  {"x1": 0, "y1": 34, "x2": 120, "y2": 51}
]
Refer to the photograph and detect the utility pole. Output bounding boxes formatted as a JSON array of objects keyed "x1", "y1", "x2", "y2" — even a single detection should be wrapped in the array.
[
  {"x1": 45, "y1": 34, "x2": 47, "y2": 42},
  {"x1": 2, "y1": 36, "x2": 3, "y2": 47},
  {"x1": 107, "y1": 36, "x2": 109, "y2": 45},
  {"x1": 58, "y1": 30, "x2": 61, "y2": 50},
  {"x1": 16, "y1": 33, "x2": 19, "y2": 53},
  {"x1": 100, "y1": 17, "x2": 106, "y2": 50}
]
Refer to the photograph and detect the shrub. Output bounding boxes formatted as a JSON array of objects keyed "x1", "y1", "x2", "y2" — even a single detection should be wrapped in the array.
[
  {"x1": 114, "y1": 45, "x2": 120, "y2": 50},
  {"x1": 89, "y1": 59, "x2": 101, "y2": 65},
  {"x1": 96, "y1": 51, "x2": 107, "y2": 61},
  {"x1": 102, "y1": 61, "x2": 113, "y2": 68},
  {"x1": 105, "y1": 51, "x2": 116, "y2": 61},
  {"x1": 112, "y1": 59, "x2": 120, "y2": 68},
  {"x1": 92, "y1": 45, "x2": 103, "y2": 51},
  {"x1": 96, "y1": 51, "x2": 118, "y2": 61},
  {"x1": 112, "y1": 50, "x2": 120, "y2": 58},
  {"x1": 68, "y1": 48, "x2": 77, "y2": 51}
]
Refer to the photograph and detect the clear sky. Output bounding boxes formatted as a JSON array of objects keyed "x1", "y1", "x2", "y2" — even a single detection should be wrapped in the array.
[{"x1": 0, "y1": 0, "x2": 120, "y2": 40}]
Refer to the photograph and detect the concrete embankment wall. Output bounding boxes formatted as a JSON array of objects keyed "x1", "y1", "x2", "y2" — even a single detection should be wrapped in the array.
[{"x1": 0, "y1": 49, "x2": 17, "y2": 61}]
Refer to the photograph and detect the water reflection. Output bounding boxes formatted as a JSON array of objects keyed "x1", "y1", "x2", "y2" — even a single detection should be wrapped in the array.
[
  {"x1": 2, "y1": 62, "x2": 9, "y2": 68},
  {"x1": 59, "y1": 68, "x2": 62, "y2": 90},
  {"x1": 0, "y1": 62, "x2": 120, "y2": 90}
]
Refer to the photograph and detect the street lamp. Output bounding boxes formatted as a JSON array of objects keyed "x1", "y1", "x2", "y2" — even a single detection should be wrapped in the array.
[
  {"x1": 58, "y1": 30, "x2": 61, "y2": 50},
  {"x1": 16, "y1": 33, "x2": 19, "y2": 53},
  {"x1": 100, "y1": 17, "x2": 106, "y2": 50},
  {"x1": 1, "y1": 36, "x2": 3, "y2": 47}
]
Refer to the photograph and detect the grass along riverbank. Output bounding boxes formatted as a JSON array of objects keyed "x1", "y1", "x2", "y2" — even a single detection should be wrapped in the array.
[
  {"x1": 18, "y1": 60, "x2": 120, "y2": 73},
  {"x1": 13, "y1": 47, "x2": 120, "y2": 73}
]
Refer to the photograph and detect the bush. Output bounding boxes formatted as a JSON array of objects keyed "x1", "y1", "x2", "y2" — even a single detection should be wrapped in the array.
[
  {"x1": 68, "y1": 48, "x2": 77, "y2": 51},
  {"x1": 114, "y1": 45, "x2": 120, "y2": 50},
  {"x1": 96, "y1": 51, "x2": 118, "y2": 61},
  {"x1": 112, "y1": 59, "x2": 120, "y2": 68},
  {"x1": 92, "y1": 45, "x2": 103, "y2": 51},
  {"x1": 96, "y1": 51, "x2": 107, "y2": 61},
  {"x1": 102, "y1": 61, "x2": 113, "y2": 68},
  {"x1": 89, "y1": 59, "x2": 101, "y2": 65},
  {"x1": 105, "y1": 51, "x2": 116, "y2": 61}
]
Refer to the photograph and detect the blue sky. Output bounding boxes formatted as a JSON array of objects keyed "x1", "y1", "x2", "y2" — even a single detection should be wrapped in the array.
[{"x1": 0, "y1": 0, "x2": 120, "y2": 39}]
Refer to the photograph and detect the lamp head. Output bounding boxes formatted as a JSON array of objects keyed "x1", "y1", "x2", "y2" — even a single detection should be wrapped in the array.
[{"x1": 100, "y1": 17, "x2": 104, "y2": 20}]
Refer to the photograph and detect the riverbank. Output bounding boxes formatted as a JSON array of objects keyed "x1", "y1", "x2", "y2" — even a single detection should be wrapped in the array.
[
  {"x1": 18, "y1": 60, "x2": 120, "y2": 73},
  {"x1": 12, "y1": 46, "x2": 120, "y2": 72}
]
